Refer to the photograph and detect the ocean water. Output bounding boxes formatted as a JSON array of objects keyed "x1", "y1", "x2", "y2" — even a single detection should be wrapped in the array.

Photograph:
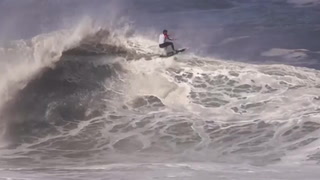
[{"x1": 0, "y1": 0, "x2": 320, "y2": 179}]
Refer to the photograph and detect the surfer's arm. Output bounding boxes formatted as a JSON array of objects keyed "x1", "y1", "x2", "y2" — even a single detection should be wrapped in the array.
[
  {"x1": 167, "y1": 36, "x2": 175, "y2": 41},
  {"x1": 165, "y1": 34, "x2": 174, "y2": 41}
]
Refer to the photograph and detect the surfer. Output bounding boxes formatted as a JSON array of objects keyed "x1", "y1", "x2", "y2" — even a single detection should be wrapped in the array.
[{"x1": 159, "y1": 29, "x2": 176, "y2": 52}]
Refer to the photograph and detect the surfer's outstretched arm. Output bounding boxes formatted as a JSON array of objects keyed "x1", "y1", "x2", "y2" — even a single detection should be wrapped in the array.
[{"x1": 167, "y1": 35, "x2": 174, "y2": 41}]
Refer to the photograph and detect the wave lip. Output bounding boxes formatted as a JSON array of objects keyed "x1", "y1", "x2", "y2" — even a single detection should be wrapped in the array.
[{"x1": 287, "y1": 0, "x2": 320, "y2": 6}]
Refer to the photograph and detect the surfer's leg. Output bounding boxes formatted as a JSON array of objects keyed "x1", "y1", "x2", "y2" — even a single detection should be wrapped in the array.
[
  {"x1": 160, "y1": 42, "x2": 175, "y2": 51},
  {"x1": 169, "y1": 42, "x2": 175, "y2": 51},
  {"x1": 164, "y1": 42, "x2": 175, "y2": 51}
]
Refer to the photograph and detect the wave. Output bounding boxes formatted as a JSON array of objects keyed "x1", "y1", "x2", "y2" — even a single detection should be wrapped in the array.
[
  {"x1": 0, "y1": 17, "x2": 148, "y2": 110},
  {"x1": 0, "y1": 19, "x2": 141, "y2": 147},
  {"x1": 0, "y1": 19, "x2": 320, "y2": 167},
  {"x1": 287, "y1": 0, "x2": 320, "y2": 6},
  {"x1": 0, "y1": 20, "x2": 94, "y2": 105}
]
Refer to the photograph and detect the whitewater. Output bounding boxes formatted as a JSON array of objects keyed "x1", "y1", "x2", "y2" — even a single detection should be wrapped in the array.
[{"x1": 0, "y1": 0, "x2": 320, "y2": 179}]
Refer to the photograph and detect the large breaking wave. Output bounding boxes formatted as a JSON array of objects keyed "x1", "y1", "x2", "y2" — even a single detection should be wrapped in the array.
[{"x1": 0, "y1": 18, "x2": 320, "y2": 171}]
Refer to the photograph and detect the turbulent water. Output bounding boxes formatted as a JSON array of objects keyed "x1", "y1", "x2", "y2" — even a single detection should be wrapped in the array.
[{"x1": 0, "y1": 0, "x2": 320, "y2": 179}]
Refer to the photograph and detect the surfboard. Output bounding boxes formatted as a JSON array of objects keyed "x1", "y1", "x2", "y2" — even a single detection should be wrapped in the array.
[{"x1": 160, "y1": 48, "x2": 186, "y2": 58}]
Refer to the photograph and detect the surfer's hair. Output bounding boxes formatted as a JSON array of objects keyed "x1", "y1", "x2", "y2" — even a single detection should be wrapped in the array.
[{"x1": 163, "y1": 29, "x2": 168, "y2": 33}]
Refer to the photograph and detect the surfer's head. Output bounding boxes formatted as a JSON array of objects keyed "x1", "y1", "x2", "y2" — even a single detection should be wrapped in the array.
[{"x1": 163, "y1": 29, "x2": 168, "y2": 35}]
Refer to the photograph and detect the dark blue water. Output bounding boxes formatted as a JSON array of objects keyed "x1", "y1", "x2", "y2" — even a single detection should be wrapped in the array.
[{"x1": 129, "y1": 0, "x2": 320, "y2": 68}]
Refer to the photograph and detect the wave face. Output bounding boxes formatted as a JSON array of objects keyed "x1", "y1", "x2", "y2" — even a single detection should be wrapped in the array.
[{"x1": 0, "y1": 0, "x2": 320, "y2": 179}]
